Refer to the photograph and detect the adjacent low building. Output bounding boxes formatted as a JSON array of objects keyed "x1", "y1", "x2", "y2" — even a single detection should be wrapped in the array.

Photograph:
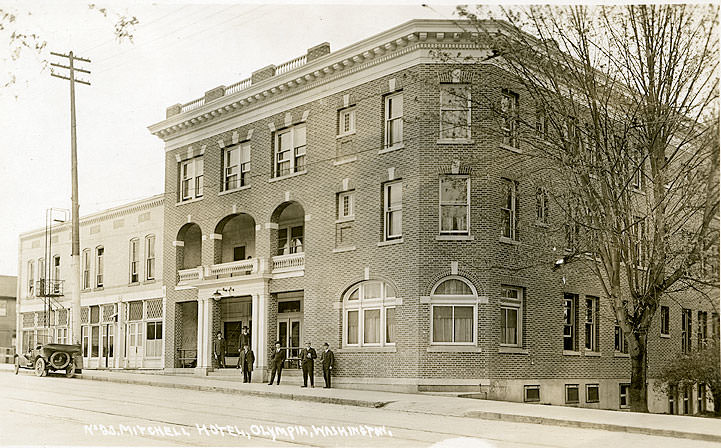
[{"x1": 0, "y1": 275, "x2": 17, "y2": 363}]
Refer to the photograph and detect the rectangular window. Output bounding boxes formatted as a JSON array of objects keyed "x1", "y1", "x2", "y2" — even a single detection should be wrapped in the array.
[
  {"x1": 585, "y1": 297, "x2": 599, "y2": 351},
  {"x1": 384, "y1": 92, "x2": 403, "y2": 148},
  {"x1": 631, "y1": 147, "x2": 644, "y2": 190},
  {"x1": 501, "y1": 89, "x2": 519, "y2": 148},
  {"x1": 129, "y1": 239, "x2": 139, "y2": 283},
  {"x1": 145, "y1": 235, "x2": 156, "y2": 281},
  {"x1": 501, "y1": 179, "x2": 518, "y2": 240},
  {"x1": 82, "y1": 250, "x2": 90, "y2": 290},
  {"x1": 440, "y1": 83, "x2": 471, "y2": 139},
  {"x1": 95, "y1": 247, "x2": 104, "y2": 288},
  {"x1": 180, "y1": 157, "x2": 203, "y2": 200},
  {"x1": 363, "y1": 309, "x2": 381, "y2": 344},
  {"x1": 614, "y1": 324, "x2": 628, "y2": 353},
  {"x1": 524, "y1": 385, "x2": 540, "y2": 402},
  {"x1": 384, "y1": 181, "x2": 402, "y2": 240},
  {"x1": 347, "y1": 310, "x2": 359, "y2": 345},
  {"x1": 565, "y1": 384, "x2": 580, "y2": 404},
  {"x1": 681, "y1": 308, "x2": 692, "y2": 354},
  {"x1": 81, "y1": 326, "x2": 88, "y2": 357},
  {"x1": 146, "y1": 321, "x2": 163, "y2": 357},
  {"x1": 500, "y1": 286, "x2": 523, "y2": 347},
  {"x1": 619, "y1": 384, "x2": 630, "y2": 408},
  {"x1": 697, "y1": 311, "x2": 708, "y2": 349},
  {"x1": 432, "y1": 305, "x2": 474, "y2": 343},
  {"x1": 632, "y1": 216, "x2": 647, "y2": 265},
  {"x1": 586, "y1": 384, "x2": 600, "y2": 403},
  {"x1": 660, "y1": 305, "x2": 670, "y2": 336},
  {"x1": 224, "y1": 142, "x2": 251, "y2": 190},
  {"x1": 712, "y1": 312, "x2": 719, "y2": 339},
  {"x1": 535, "y1": 106, "x2": 548, "y2": 139},
  {"x1": 563, "y1": 293, "x2": 577, "y2": 351},
  {"x1": 338, "y1": 107, "x2": 356, "y2": 136},
  {"x1": 669, "y1": 384, "x2": 677, "y2": 414},
  {"x1": 27, "y1": 260, "x2": 34, "y2": 296},
  {"x1": 536, "y1": 187, "x2": 549, "y2": 225},
  {"x1": 275, "y1": 124, "x2": 306, "y2": 177},
  {"x1": 385, "y1": 307, "x2": 396, "y2": 344},
  {"x1": 91, "y1": 325, "x2": 99, "y2": 357},
  {"x1": 682, "y1": 385, "x2": 691, "y2": 414},
  {"x1": 698, "y1": 383, "x2": 706, "y2": 413},
  {"x1": 439, "y1": 175, "x2": 470, "y2": 234},
  {"x1": 338, "y1": 191, "x2": 354, "y2": 220}
]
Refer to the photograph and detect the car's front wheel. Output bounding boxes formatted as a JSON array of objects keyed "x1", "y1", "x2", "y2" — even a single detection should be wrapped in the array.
[
  {"x1": 13, "y1": 356, "x2": 19, "y2": 375},
  {"x1": 34, "y1": 357, "x2": 47, "y2": 377},
  {"x1": 65, "y1": 360, "x2": 76, "y2": 378}
]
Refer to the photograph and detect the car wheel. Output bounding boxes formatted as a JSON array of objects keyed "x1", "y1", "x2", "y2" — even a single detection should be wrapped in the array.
[
  {"x1": 65, "y1": 360, "x2": 76, "y2": 378},
  {"x1": 50, "y1": 351, "x2": 70, "y2": 370},
  {"x1": 34, "y1": 357, "x2": 47, "y2": 377},
  {"x1": 13, "y1": 356, "x2": 19, "y2": 375}
]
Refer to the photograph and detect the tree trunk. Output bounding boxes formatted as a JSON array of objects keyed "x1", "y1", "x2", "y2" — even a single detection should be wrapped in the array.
[
  {"x1": 629, "y1": 331, "x2": 649, "y2": 413},
  {"x1": 712, "y1": 388, "x2": 721, "y2": 416}
]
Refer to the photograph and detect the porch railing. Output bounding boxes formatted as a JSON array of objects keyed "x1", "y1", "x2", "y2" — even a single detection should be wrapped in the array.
[
  {"x1": 178, "y1": 267, "x2": 202, "y2": 283},
  {"x1": 271, "y1": 253, "x2": 305, "y2": 273},
  {"x1": 206, "y1": 258, "x2": 257, "y2": 277}
]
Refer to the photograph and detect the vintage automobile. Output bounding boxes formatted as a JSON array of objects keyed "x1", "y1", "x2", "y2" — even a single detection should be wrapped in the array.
[{"x1": 14, "y1": 343, "x2": 83, "y2": 378}]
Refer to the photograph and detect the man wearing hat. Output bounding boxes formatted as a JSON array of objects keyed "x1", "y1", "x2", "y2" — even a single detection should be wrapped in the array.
[
  {"x1": 236, "y1": 326, "x2": 251, "y2": 368},
  {"x1": 240, "y1": 343, "x2": 255, "y2": 383},
  {"x1": 267, "y1": 341, "x2": 286, "y2": 385},
  {"x1": 213, "y1": 331, "x2": 226, "y2": 369},
  {"x1": 299, "y1": 341, "x2": 317, "y2": 387},
  {"x1": 320, "y1": 342, "x2": 335, "y2": 388}
]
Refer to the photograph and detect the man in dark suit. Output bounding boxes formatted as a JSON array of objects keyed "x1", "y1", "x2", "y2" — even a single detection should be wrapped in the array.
[
  {"x1": 236, "y1": 326, "x2": 251, "y2": 368},
  {"x1": 213, "y1": 331, "x2": 226, "y2": 368},
  {"x1": 320, "y1": 342, "x2": 334, "y2": 388},
  {"x1": 299, "y1": 341, "x2": 317, "y2": 388},
  {"x1": 240, "y1": 343, "x2": 255, "y2": 383},
  {"x1": 267, "y1": 341, "x2": 285, "y2": 385}
]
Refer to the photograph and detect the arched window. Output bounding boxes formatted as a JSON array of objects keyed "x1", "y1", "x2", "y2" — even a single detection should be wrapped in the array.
[
  {"x1": 343, "y1": 280, "x2": 399, "y2": 347},
  {"x1": 430, "y1": 277, "x2": 477, "y2": 345}
]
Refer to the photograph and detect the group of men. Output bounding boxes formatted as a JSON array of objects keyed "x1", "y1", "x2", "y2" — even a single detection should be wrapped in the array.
[{"x1": 212, "y1": 328, "x2": 335, "y2": 388}]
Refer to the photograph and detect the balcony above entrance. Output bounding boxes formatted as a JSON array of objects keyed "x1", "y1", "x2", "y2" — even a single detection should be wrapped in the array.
[{"x1": 177, "y1": 254, "x2": 304, "y2": 286}]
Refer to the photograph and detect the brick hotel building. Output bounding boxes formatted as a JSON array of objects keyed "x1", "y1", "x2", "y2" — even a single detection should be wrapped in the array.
[{"x1": 17, "y1": 19, "x2": 718, "y2": 414}]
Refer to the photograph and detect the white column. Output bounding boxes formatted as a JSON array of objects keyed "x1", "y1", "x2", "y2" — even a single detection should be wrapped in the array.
[
  {"x1": 195, "y1": 298, "x2": 212, "y2": 373},
  {"x1": 253, "y1": 293, "x2": 267, "y2": 380},
  {"x1": 117, "y1": 301, "x2": 125, "y2": 369}
]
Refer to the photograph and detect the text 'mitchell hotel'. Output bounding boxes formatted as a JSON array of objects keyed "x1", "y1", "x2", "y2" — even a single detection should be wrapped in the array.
[{"x1": 16, "y1": 19, "x2": 718, "y2": 414}]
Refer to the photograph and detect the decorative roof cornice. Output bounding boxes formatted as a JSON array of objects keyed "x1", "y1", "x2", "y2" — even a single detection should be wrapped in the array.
[
  {"x1": 19, "y1": 194, "x2": 164, "y2": 240},
  {"x1": 148, "y1": 19, "x2": 494, "y2": 142}
]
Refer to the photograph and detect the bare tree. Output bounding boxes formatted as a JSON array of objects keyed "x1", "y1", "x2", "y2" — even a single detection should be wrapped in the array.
[{"x1": 452, "y1": 5, "x2": 719, "y2": 412}]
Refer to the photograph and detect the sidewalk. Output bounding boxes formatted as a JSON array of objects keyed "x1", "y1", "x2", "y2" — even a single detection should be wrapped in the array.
[{"x1": 2, "y1": 364, "x2": 719, "y2": 443}]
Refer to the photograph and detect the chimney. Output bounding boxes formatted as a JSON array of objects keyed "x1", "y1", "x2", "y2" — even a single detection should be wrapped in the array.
[{"x1": 306, "y1": 42, "x2": 330, "y2": 63}]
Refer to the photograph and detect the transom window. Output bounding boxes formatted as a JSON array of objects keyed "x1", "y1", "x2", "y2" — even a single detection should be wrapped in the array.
[
  {"x1": 430, "y1": 277, "x2": 478, "y2": 345},
  {"x1": 343, "y1": 280, "x2": 398, "y2": 347},
  {"x1": 440, "y1": 83, "x2": 471, "y2": 139},
  {"x1": 180, "y1": 156, "x2": 204, "y2": 201},
  {"x1": 439, "y1": 175, "x2": 470, "y2": 234},
  {"x1": 224, "y1": 142, "x2": 251, "y2": 190},
  {"x1": 275, "y1": 124, "x2": 306, "y2": 177}
]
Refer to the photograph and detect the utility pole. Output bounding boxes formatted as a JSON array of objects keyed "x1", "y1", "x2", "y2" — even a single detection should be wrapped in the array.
[{"x1": 50, "y1": 51, "x2": 91, "y2": 346}]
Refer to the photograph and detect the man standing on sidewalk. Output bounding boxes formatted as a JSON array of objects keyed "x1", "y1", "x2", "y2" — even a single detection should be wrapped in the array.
[
  {"x1": 213, "y1": 331, "x2": 226, "y2": 369},
  {"x1": 241, "y1": 343, "x2": 255, "y2": 383},
  {"x1": 267, "y1": 341, "x2": 285, "y2": 385},
  {"x1": 300, "y1": 341, "x2": 317, "y2": 388},
  {"x1": 320, "y1": 342, "x2": 334, "y2": 388}
]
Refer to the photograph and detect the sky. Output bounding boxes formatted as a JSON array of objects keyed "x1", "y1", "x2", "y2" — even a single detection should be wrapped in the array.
[{"x1": 0, "y1": 1, "x2": 461, "y2": 276}]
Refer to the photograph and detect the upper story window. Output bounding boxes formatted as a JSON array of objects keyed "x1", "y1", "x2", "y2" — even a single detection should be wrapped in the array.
[
  {"x1": 631, "y1": 147, "x2": 644, "y2": 190},
  {"x1": 501, "y1": 89, "x2": 519, "y2": 148},
  {"x1": 440, "y1": 83, "x2": 471, "y2": 139},
  {"x1": 27, "y1": 260, "x2": 34, "y2": 296},
  {"x1": 439, "y1": 175, "x2": 470, "y2": 235},
  {"x1": 275, "y1": 124, "x2": 306, "y2": 177},
  {"x1": 145, "y1": 234, "x2": 156, "y2": 281},
  {"x1": 338, "y1": 107, "x2": 356, "y2": 137},
  {"x1": 38, "y1": 258, "x2": 45, "y2": 281},
  {"x1": 536, "y1": 187, "x2": 549, "y2": 225},
  {"x1": 338, "y1": 191, "x2": 355, "y2": 221},
  {"x1": 501, "y1": 178, "x2": 518, "y2": 241},
  {"x1": 383, "y1": 181, "x2": 402, "y2": 240},
  {"x1": 95, "y1": 246, "x2": 104, "y2": 288},
  {"x1": 82, "y1": 249, "x2": 90, "y2": 290},
  {"x1": 615, "y1": 322, "x2": 628, "y2": 353},
  {"x1": 535, "y1": 106, "x2": 548, "y2": 140},
  {"x1": 430, "y1": 277, "x2": 478, "y2": 345},
  {"x1": 660, "y1": 305, "x2": 670, "y2": 336},
  {"x1": 681, "y1": 308, "x2": 692, "y2": 354},
  {"x1": 384, "y1": 92, "x2": 403, "y2": 148},
  {"x1": 224, "y1": 142, "x2": 250, "y2": 190},
  {"x1": 180, "y1": 156, "x2": 204, "y2": 201},
  {"x1": 129, "y1": 238, "x2": 140, "y2": 284},
  {"x1": 343, "y1": 280, "x2": 398, "y2": 347}
]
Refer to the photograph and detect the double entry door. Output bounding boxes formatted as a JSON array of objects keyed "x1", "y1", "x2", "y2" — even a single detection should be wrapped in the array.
[
  {"x1": 277, "y1": 317, "x2": 301, "y2": 361},
  {"x1": 126, "y1": 322, "x2": 143, "y2": 368}
]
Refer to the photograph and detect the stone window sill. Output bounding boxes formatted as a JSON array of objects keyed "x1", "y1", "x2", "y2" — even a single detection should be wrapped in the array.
[
  {"x1": 339, "y1": 346, "x2": 396, "y2": 353},
  {"x1": 379, "y1": 144, "x2": 404, "y2": 154},
  {"x1": 333, "y1": 156, "x2": 357, "y2": 166},
  {"x1": 660, "y1": 333, "x2": 671, "y2": 339},
  {"x1": 219, "y1": 185, "x2": 251, "y2": 196},
  {"x1": 563, "y1": 350, "x2": 581, "y2": 356},
  {"x1": 337, "y1": 131, "x2": 356, "y2": 139},
  {"x1": 268, "y1": 170, "x2": 307, "y2": 183},
  {"x1": 613, "y1": 352, "x2": 630, "y2": 358},
  {"x1": 437, "y1": 138, "x2": 474, "y2": 145},
  {"x1": 498, "y1": 346, "x2": 529, "y2": 355},
  {"x1": 377, "y1": 238, "x2": 403, "y2": 247},
  {"x1": 436, "y1": 234, "x2": 474, "y2": 241},
  {"x1": 176, "y1": 196, "x2": 204, "y2": 206},
  {"x1": 427, "y1": 345, "x2": 481, "y2": 353},
  {"x1": 584, "y1": 351, "x2": 601, "y2": 357},
  {"x1": 333, "y1": 246, "x2": 356, "y2": 254},
  {"x1": 499, "y1": 237, "x2": 520, "y2": 246},
  {"x1": 500, "y1": 144, "x2": 522, "y2": 154}
]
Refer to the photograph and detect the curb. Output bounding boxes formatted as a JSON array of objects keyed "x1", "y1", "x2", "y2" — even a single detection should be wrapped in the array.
[
  {"x1": 77, "y1": 372, "x2": 391, "y2": 409},
  {"x1": 463, "y1": 410, "x2": 721, "y2": 444}
]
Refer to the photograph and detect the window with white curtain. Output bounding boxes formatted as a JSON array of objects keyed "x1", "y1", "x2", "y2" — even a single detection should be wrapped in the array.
[
  {"x1": 343, "y1": 280, "x2": 399, "y2": 347},
  {"x1": 430, "y1": 277, "x2": 477, "y2": 344}
]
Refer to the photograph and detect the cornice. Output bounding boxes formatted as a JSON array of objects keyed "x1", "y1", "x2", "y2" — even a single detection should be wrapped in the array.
[
  {"x1": 148, "y1": 20, "x2": 492, "y2": 143},
  {"x1": 19, "y1": 194, "x2": 165, "y2": 241}
]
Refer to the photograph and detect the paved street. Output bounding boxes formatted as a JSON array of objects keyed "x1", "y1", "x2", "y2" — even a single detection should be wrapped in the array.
[{"x1": 1, "y1": 373, "x2": 718, "y2": 447}]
